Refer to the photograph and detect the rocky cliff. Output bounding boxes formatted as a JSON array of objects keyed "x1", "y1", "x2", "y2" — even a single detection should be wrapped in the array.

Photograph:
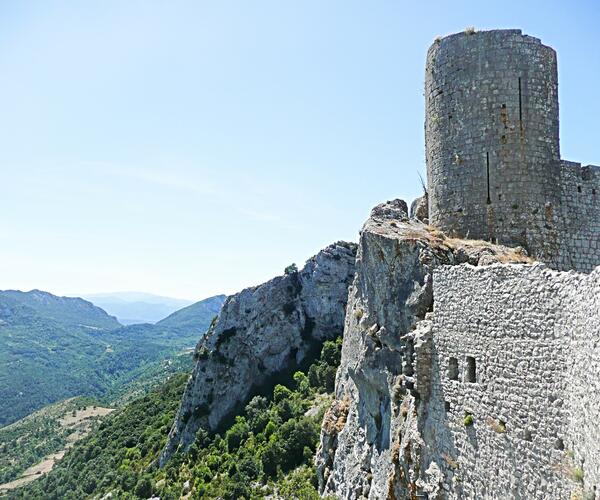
[
  {"x1": 159, "y1": 241, "x2": 357, "y2": 465},
  {"x1": 315, "y1": 200, "x2": 531, "y2": 499}
]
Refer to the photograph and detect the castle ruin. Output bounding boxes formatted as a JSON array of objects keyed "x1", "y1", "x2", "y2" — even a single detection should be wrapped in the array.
[
  {"x1": 425, "y1": 29, "x2": 600, "y2": 272},
  {"x1": 317, "y1": 29, "x2": 600, "y2": 500},
  {"x1": 158, "y1": 27, "x2": 600, "y2": 500}
]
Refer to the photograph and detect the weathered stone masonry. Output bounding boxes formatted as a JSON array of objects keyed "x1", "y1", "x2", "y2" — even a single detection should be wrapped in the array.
[
  {"x1": 425, "y1": 29, "x2": 600, "y2": 272},
  {"x1": 425, "y1": 264, "x2": 600, "y2": 499},
  {"x1": 315, "y1": 202, "x2": 533, "y2": 499},
  {"x1": 558, "y1": 160, "x2": 600, "y2": 271},
  {"x1": 316, "y1": 204, "x2": 600, "y2": 499}
]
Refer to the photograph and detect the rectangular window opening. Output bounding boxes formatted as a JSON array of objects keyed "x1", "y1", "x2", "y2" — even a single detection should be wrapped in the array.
[
  {"x1": 448, "y1": 357, "x2": 459, "y2": 380},
  {"x1": 466, "y1": 356, "x2": 477, "y2": 383}
]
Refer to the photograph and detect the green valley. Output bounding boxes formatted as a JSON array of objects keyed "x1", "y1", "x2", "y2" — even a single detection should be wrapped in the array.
[
  {"x1": 7, "y1": 338, "x2": 342, "y2": 499},
  {"x1": 0, "y1": 290, "x2": 225, "y2": 426}
]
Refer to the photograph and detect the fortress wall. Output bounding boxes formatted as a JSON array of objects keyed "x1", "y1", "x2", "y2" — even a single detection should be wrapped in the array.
[
  {"x1": 425, "y1": 263, "x2": 600, "y2": 499},
  {"x1": 425, "y1": 30, "x2": 561, "y2": 257},
  {"x1": 566, "y1": 267, "x2": 600, "y2": 490},
  {"x1": 556, "y1": 161, "x2": 600, "y2": 272}
]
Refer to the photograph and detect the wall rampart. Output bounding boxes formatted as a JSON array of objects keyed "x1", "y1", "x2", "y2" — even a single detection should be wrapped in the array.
[
  {"x1": 423, "y1": 263, "x2": 600, "y2": 499},
  {"x1": 555, "y1": 161, "x2": 600, "y2": 272}
]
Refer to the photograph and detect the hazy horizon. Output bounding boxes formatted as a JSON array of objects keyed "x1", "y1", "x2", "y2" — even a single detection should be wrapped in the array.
[
  {"x1": 1, "y1": 1, "x2": 598, "y2": 299},
  {"x1": 0, "y1": 287, "x2": 203, "y2": 303}
]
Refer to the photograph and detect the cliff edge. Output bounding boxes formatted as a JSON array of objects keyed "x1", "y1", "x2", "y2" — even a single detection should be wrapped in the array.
[
  {"x1": 316, "y1": 199, "x2": 531, "y2": 498},
  {"x1": 159, "y1": 241, "x2": 357, "y2": 465}
]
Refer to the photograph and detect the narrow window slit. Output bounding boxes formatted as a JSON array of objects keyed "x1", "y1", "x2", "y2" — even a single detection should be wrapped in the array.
[
  {"x1": 486, "y1": 153, "x2": 491, "y2": 205},
  {"x1": 518, "y1": 77, "x2": 523, "y2": 125}
]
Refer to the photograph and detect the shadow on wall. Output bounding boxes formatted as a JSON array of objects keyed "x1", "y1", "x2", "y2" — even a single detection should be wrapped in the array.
[{"x1": 421, "y1": 341, "x2": 464, "y2": 497}]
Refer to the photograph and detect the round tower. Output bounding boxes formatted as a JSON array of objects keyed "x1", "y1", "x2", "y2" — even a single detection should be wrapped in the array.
[{"x1": 425, "y1": 29, "x2": 561, "y2": 256}]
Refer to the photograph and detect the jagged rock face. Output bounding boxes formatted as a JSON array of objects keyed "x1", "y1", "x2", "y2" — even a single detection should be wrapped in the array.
[
  {"x1": 159, "y1": 241, "x2": 357, "y2": 466},
  {"x1": 316, "y1": 200, "x2": 530, "y2": 499},
  {"x1": 409, "y1": 194, "x2": 429, "y2": 222}
]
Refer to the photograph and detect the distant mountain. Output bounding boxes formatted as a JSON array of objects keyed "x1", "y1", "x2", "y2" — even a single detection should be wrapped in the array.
[
  {"x1": 82, "y1": 292, "x2": 194, "y2": 324},
  {"x1": 157, "y1": 294, "x2": 226, "y2": 329},
  {"x1": 0, "y1": 290, "x2": 120, "y2": 329},
  {"x1": 0, "y1": 290, "x2": 225, "y2": 427}
]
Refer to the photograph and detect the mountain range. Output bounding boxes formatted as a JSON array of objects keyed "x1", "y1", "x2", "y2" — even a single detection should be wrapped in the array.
[
  {"x1": 0, "y1": 289, "x2": 225, "y2": 427},
  {"x1": 80, "y1": 292, "x2": 196, "y2": 325}
]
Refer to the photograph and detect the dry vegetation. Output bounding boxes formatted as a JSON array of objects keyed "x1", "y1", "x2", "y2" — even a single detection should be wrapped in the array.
[
  {"x1": 442, "y1": 453, "x2": 459, "y2": 470},
  {"x1": 322, "y1": 395, "x2": 351, "y2": 435},
  {"x1": 372, "y1": 217, "x2": 534, "y2": 265},
  {"x1": 486, "y1": 417, "x2": 507, "y2": 434},
  {"x1": 0, "y1": 404, "x2": 114, "y2": 492}
]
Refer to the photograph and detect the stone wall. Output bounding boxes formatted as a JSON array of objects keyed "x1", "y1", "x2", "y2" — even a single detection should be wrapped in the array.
[
  {"x1": 316, "y1": 200, "x2": 533, "y2": 499},
  {"x1": 425, "y1": 263, "x2": 600, "y2": 499},
  {"x1": 555, "y1": 161, "x2": 600, "y2": 272},
  {"x1": 567, "y1": 265, "x2": 600, "y2": 494}
]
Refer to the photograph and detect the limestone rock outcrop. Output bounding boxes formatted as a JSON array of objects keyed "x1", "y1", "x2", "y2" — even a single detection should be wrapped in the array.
[
  {"x1": 316, "y1": 199, "x2": 530, "y2": 498},
  {"x1": 159, "y1": 241, "x2": 357, "y2": 465},
  {"x1": 409, "y1": 194, "x2": 428, "y2": 222}
]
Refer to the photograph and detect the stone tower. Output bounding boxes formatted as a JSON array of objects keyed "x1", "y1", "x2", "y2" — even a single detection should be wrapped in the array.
[{"x1": 425, "y1": 29, "x2": 561, "y2": 259}]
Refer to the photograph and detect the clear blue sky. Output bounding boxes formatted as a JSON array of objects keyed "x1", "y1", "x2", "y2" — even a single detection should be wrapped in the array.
[{"x1": 0, "y1": 0, "x2": 598, "y2": 300}]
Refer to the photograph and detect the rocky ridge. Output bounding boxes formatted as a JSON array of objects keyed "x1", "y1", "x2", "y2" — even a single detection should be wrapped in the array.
[
  {"x1": 159, "y1": 241, "x2": 357, "y2": 465},
  {"x1": 315, "y1": 199, "x2": 531, "y2": 498}
]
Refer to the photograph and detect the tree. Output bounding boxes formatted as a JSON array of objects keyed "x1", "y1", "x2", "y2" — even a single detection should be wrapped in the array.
[
  {"x1": 293, "y1": 371, "x2": 311, "y2": 397},
  {"x1": 264, "y1": 420, "x2": 277, "y2": 438},
  {"x1": 321, "y1": 339, "x2": 342, "y2": 366},
  {"x1": 273, "y1": 384, "x2": 292, "y2": 403},
  {"x1": 225, "y1": 417, "x2": 249, "y2": 451},
  {"x1": 284, "y1": 263, "x2": 298, "y2": 275},
  {"x1": 261, "y1": 438, "x2": 284, "y2": 477},
  {"x1": 245, "y1": 396, "x2": 269, "y2": 434},
  {"x1": 134, "y1": 474, "x2": 154, "y2": 498},
  {"x1": 279, "y1": 417, "x2": 319, "y2": 470}
]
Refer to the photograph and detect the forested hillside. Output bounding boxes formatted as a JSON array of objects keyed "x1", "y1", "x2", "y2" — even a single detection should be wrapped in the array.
[
  {"x1": 0, "y1": 290, "x2": 224, "y2": 426},
  {"x1": 0, "y1": 396, "x2": 104, "y2": 488},
  {"x1": 156, "y1": 295, "x2": 226, "y2": 329},
  {"x1": 10, "y1": 338, "x2": 342, "y2": 499},
  {"x1": 0, "y1": 290, "x2": 120, "y2": 329}
]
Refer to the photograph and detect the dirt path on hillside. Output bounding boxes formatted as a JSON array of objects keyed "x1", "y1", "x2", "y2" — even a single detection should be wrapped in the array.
[
  {"x1": 0, "y1": 450, "x2": 66, "y2": 492},
  {"x1": 0, "y1": 406, "x2": 114, "y2": 493}
]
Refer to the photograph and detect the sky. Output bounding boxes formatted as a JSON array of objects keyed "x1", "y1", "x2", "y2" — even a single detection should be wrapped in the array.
[{"x1": 0, "y1": 0, "x2": 598, "y2": 301}]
